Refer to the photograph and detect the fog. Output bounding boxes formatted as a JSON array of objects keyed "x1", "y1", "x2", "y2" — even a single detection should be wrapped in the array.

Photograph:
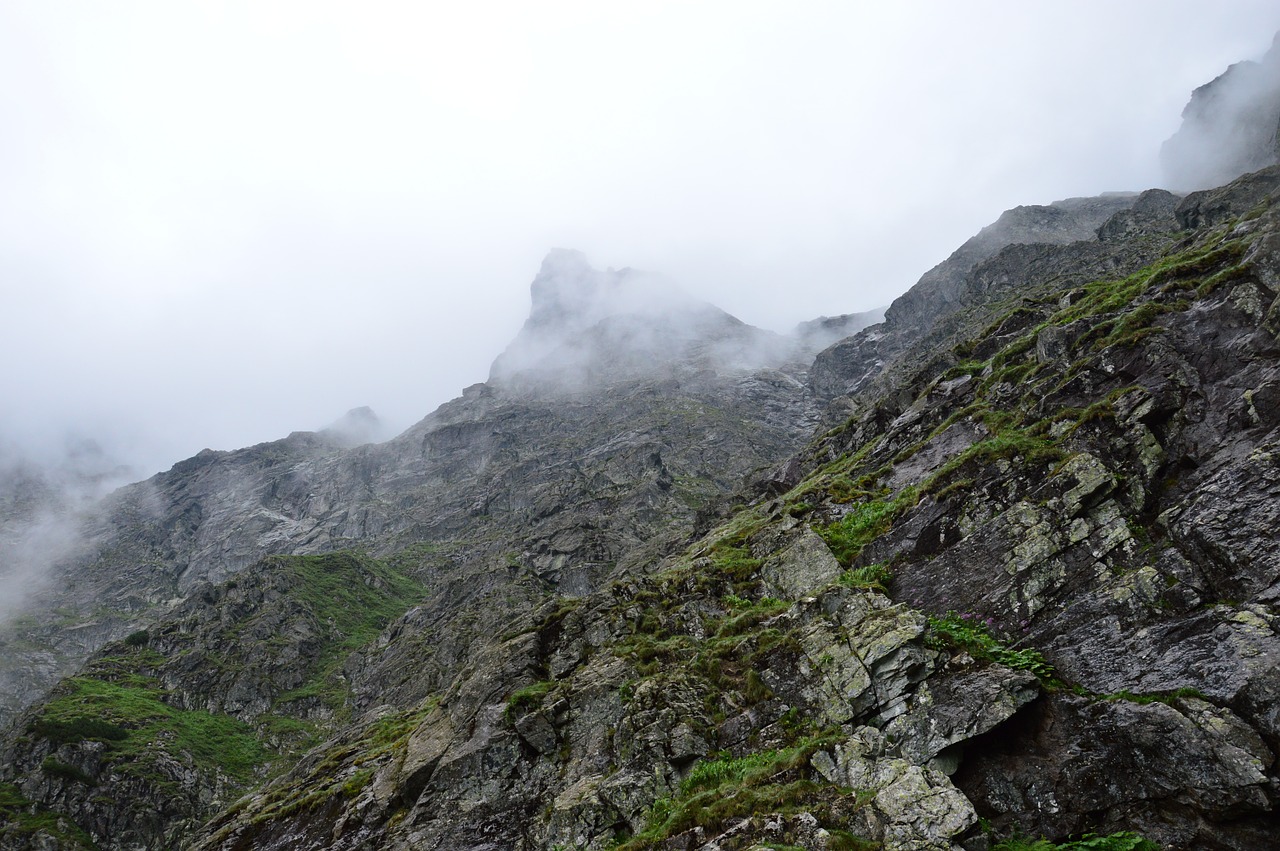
[
  {"x1": 1162, "y1": 33, "x2": 1280, "y2": 190},
  {"x1": 2, "y1": 2, "x2": 1280, "y2": 482},
  {"x1": 0, "y1": 436, "x2": 136, "y2": 618}
]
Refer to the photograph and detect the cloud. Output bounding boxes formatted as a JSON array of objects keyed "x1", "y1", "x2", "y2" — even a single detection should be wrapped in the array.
[
  {"x1": 1161, "y1": 33, "x2": 1280, "y2": 191},
  {"x1": 0, "y1": 437, "x2": 135, "y2": 621}
]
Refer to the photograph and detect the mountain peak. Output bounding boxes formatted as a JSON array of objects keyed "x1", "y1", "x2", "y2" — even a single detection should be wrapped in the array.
[
  {"x1": 525, "y1": 248, "x2": 641, "y2": 331},
  {"x1": 489, "y1": 250, "x2": 785, "y2": 390},
  {"x1": 320, "y1": 406, "x2": 387, "y2": 447},
  {"x1": 1161, "y1": 31, "x2": 1280, "y2": 191}
]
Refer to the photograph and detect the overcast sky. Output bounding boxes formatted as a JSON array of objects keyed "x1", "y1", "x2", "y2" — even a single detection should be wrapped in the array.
[{"x1": 3, "y1": 1, "x2": 1279, "y2": 478}]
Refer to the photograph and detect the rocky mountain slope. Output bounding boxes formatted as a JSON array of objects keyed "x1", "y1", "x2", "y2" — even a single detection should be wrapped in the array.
[
  {"x1": 193, "y1": 165, "x2": 1280, "y2": 851},
  {"x1": 0, "y1": 247, "x2": 827, "y2": 729},
  {"x1": 5, "y1": 55, "x2": 1280, "y2": 851}
]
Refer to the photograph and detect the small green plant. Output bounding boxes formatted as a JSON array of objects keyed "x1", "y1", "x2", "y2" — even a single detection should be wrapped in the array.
[
  {"x1": 681, "y1": 749, "x2": 780, "y2": 794},
  {"x1": 993, "y1": 831, "x2": 1157, "y2": 851},
  {"x1": 818, "y1": 500, "x2": 901, "y2": 565},
  {"x1": 926, "y1": 613, "x2": 1055, "y2": 682},
  {"x1": 123, "y1": 630, "x2": 150, "y2": 647},
  {"x1": 505, "y1": 680, "x2": 555, "y2": 721},
  {"x1": 941, "y1": 359, "x2": 989, "y2": 380},
  {"x1": 743, "y1": 669, "x2": 774, "y2": 703},
  {"x1": 838, "y1": 562, "x2": 890, "y2": 592}
]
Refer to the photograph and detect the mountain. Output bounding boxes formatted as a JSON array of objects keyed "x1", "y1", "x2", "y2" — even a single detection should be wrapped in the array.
[
  {"x1": 1162, "y1": 32, "x2": 1280, "y2": 192},
  {"x1": 0, "y1": 250, "x2": 823, "y2": 729},
  {"x1": 4, "y1": 51, "x2": 1280, "y2": 851}
]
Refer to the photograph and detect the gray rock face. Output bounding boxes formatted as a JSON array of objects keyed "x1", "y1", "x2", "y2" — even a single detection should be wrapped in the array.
[
  {"x1": 958, "y1": 695, "x2": 1275, "y2": 849},
  {"x1": 808, "y1": 191, "x2": 1168, "y2": 411},
  {"x1": 1162, "y1": 33, "x2": 1280, "y2": 192}
]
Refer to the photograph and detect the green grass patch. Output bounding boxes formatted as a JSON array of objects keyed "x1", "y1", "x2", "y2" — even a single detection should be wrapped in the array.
[
  {"x1": 505, "y1": 680, "x2": 555, "y2": 721},
  {"x1": 31, "y1": 675, "x2": 270, "y2": 784},
  {"x1": 838, "y1": 563, "x2": 891, "y2": 593},
  {"x1": 714, "y1": 597, "x2": 787, "y2": 638},
  {"x1": 993, "y1": 831, "x2": 1157, "y2": 851},
  {"x1": 921, "y1": 429, "x2": 1065, "y2": 498},
  {"x1": 707, "y1": 542, "x2": 764, "y2": 583},
  {"x1": 267, "y1": 551, "x2": 425, "y2": 711},
  {"x1": 817, "y1": 498, "x2": 908, "y2": 566},
  {"x1": 618, "y1": 735, "x2": 852, "y2": 849},
  {"x1": 926, "y1": 613, "x2": 1055, "y2": 682},
  {"x1": 941, "y1": 359, "x2": 989, "y2": 380}
]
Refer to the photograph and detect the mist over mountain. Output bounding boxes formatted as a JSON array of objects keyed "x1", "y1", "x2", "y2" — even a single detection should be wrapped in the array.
[
  {"x1": 0, "y1": 438, "x2": 136, "y2": 622},
  {"x1": 1162, "y1": 32, "x2": 1280, "y2": 190},
  {"x1": 6, "y1": 22, "x2": 1280, "y2": 851}
]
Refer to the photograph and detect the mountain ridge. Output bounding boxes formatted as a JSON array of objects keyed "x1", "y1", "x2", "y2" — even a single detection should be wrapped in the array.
[{"x1": 5, "y1": 47, "x2": 1280, "y2": 851}]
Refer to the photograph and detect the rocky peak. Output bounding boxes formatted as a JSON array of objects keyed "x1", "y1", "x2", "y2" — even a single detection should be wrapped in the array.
[
  {"x1": 524, "y1": 248, "x2": 640, "y2": 330},
  {"x1": 881, "y1": 193, "x2": 1140, "y2": 337},
  {"x1": 490, "y1": 249, "x2": 790, "y2": 390},
  {"x1": 1162, "y1": 31, "x2": 1280, "y2": 191},
  {"x1": 808, "y1": 191, "x2": 1157, "y2": 408},
  {"x1": 788, "y1": 309, "x2": 886, "y2": 359},
  {"x1": 320, "y1": 406, "x2": 386, "y2": 447}
]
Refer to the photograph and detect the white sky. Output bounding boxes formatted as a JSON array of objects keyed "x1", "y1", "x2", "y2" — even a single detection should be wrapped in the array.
[{"x1": 2, "y1": 1, "x2": 1279, "y2": 476}]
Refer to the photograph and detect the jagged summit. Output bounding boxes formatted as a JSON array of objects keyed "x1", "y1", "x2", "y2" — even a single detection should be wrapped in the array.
[
  {"x1": 523, "y1": 248, "x2": 657, "y2": 330},
  {"x1": 1162, "y1": 31, "x2": 1280, "y2": 191},
  {"x1": 489, "y1": 249, "x2": 790, "y2": 389},
  {"x1": 319, "y1": 406, "x2": 386, "y2": 447}
]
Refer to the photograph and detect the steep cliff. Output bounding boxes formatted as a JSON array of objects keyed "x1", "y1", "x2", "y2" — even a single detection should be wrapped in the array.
[
  {"x1": 1162, "y1": 33, "x2": 1280, "y2": 192},
  {"x1": 5, "y1": 159, "x2": 1280, "y2": 849},
  {"x1": 7, "y1": 46, "x2": 1280, "y2": 849}
]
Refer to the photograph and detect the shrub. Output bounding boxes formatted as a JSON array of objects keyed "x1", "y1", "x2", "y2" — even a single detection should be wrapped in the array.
[
  {"x1": 818, "y1": 500, "x2": 900, "y2": 565},
  {"x1": 505, "y1": 680, "x2": 554, "y2": 721},
  {"x1": 32, "y1": 716, "x2": 129, "y2": 745},
  {"x1": 40, "y1": 757, "x2": 95, "y2": 786},
  {"x1": 838, "y1": 562, "x2": 890, "y2": 592},
  {"x1": 994, "y1": 832, "x2": 1157, "y2": 851}
]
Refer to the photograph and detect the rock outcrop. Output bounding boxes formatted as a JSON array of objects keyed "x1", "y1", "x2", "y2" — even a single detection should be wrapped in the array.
[{"x1": 1162, "y1": 33, "x2": 1280, "y2": 192}]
